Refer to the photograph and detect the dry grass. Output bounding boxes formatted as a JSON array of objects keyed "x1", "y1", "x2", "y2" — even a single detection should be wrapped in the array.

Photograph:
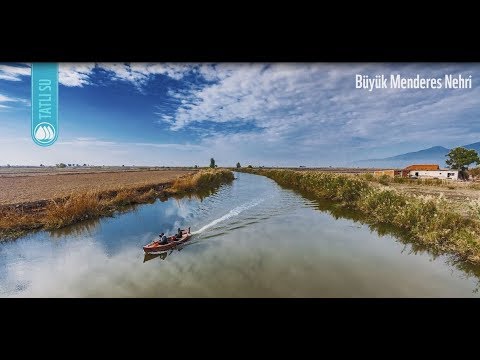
[
  {"x1": 44, "y1": 192, "x2": 103, "y2": 229},
  {"x1": 0, "y1": 169, "x2": 234, "y2": 239},
  {"x1": 0, "y1": 211, "x2": 43, "y2": 238},
  {"x1": 168, "y1": 169, "x2": 234, "y2": 194},
  {"x1": 0, "y1": 169, "x2": 194, "y2": 206}
]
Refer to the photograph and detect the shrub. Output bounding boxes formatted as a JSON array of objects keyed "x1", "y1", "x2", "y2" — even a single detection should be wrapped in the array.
[
  {"x1": 378, "y1": 175, "x2": 391, "y2": 185},
  {"x1": 250, "y1": 168, "x2": 480, "y2": 265}
]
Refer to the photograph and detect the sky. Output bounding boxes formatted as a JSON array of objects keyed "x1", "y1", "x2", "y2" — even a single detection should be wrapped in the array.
[{"x1": 0, "y1": 63, "x2": 479, "y2": 167}]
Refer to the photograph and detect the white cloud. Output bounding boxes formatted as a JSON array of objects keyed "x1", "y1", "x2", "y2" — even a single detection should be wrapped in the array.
[
  {"x1": 141, "y1": 63, "x2": 194, "y2": 80},
  {"x1": 57, "y1": 138, "x2": 118, "y2": 146},
  {"x1": 0, "y1": 137, "x2": 210, "y2": 166},
  {"x1": 97, "y1": 63, "x2": 196, "y2": 87},
  {"x1": 97, "y1": 63, "x2": 149, "y2": 86},
  {"x1": 0, "y1": 93, "x2": 29, "y2": 109},
  {"x1": 2, "y1": 63, "x2": 480, "y2": 166},
  {"x1": 1, "y1": 62, "x2": 201, "y2": 88},
  {"x1": 0, "y1": 64, "x2": 30, "y2": 81},
  {"x1": 0, "y1": 94, "x2": 18, "y2": 103},
  {"x1": 0, "y1": 63, "x2": 96, "y2": 87},
  {"x1": 133, "y1": 142, "x2": 206, "y2": 151},
  {"x1": 58, "y1": 63, "x2": 96, "y2": 87},
  {"x1": 54, "y1": 138, "x2": 205, "y2": 151},
  {"x1": 154, "y1": 63, "x2": 480, "y2": 162}
]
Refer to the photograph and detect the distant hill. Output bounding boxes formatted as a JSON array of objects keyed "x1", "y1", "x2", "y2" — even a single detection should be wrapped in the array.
[
  {"x1": 463, "y1": 141, "x2": 480, "y2": 153},
  {"x1": 380, "y1": 146, "x2": 450, "y2": 161},
  {"x1": 359, "y1": 142, "x2": 480, "y2": 168}
]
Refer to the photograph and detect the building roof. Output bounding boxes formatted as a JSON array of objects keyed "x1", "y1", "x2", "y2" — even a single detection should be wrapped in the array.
[{"x1": 404, "y1": 164, "x2": 440, "y2": 171}]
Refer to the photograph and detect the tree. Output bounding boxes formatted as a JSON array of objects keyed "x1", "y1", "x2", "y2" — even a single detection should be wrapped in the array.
[
  {"x1": 446, "y1": 147, "x2": 480, "y2": 180},
  {"x1": 56, "y1": 163, "x2": 66, "y2": 168},
  {"x1": 210, "y1": 158, "x2": 216, "y2": 168},
  {"x1": 247, "y1": 165, "x2": 253, "y2": 168},
  {"x1": 236, "y1": 162, "x2": 241, "y2": 168},
  {"x1": 446, "y1": 147, "x2": 479, "y2": 170},
  {"x1": 194, "y1": 165, "x2": 198, "y2": 169}
]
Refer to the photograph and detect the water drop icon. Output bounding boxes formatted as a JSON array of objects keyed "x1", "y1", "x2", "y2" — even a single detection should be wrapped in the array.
[
  {"x1": 35, "y1": 126, "x2": 46, "y2": 140},
  {"x1": 45, "y1": 126, "x2": 53, "y2": 140},
  {"x1": 34, "y1": 122, "x2": 56, "y2": 144}
]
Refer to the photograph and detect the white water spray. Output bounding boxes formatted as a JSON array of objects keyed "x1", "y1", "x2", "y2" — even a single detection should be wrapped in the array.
[{"x1": 192, "y1": 199, "x2": 264, "y2": 234}]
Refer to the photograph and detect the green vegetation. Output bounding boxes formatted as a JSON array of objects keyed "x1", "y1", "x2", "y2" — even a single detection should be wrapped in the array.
[
  {"x1": 0, "y1": 169, "x2": 234, "y2": 240},
  {"x1": 446, "y1": 147, "x2": 480, "y2": 171},
  {"x1": 240, "y1": 168, "x2": 480, "y2": 265},
  {"x1": 378, "y1": 174, "x2": 390, "y2": 185},
  {"x1": 236, "y1": 162, "x2": 241, "y2": 168},
  {"x1": 56, "y1": 163, "x2": 67, "y2": 168},
  {"x1": 210, "y1": 158, "x2": 216, "y2": 168},
  {"x1": 446, "y1": 147, "x2": 480, "y2": 179}
]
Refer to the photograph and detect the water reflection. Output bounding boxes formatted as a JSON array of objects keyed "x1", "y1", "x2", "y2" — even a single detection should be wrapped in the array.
[
  {"x1": 292, "y1": 186, "x2": 480, "y2": 287},
  {"x1": 168, "y1": 188, "x2": 218, "y2": 202},
  {"x1": 46, "y1": 188, "x2": 218, "y2": 239},
  {"x1": 143, "y1": 252, "x2": 168, "y2": 262},
  {"x1": 1, "y1": 172, "x2": 479, "y2": 297},
  {"x1": 48, "y1": 217, "x2": 102, "y2": 238},
  {"x1": 142, "y1": 239, "x2": 202, "y2": 263}
]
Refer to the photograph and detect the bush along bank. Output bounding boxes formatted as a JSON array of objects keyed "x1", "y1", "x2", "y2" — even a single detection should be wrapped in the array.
[
  {"x1": 0, "y1": 169, "x2": 234, "y2": 240},
  {"x1": 239, "y1": 168, "x2": 480, "y2": 265}
]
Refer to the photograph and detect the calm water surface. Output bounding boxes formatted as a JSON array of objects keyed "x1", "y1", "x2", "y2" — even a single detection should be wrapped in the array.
[{"x1": 0, "y1": 172, "x2": 478, "y2": 297}]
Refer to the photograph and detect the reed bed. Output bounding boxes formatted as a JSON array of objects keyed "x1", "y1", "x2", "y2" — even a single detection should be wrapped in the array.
[
  {"x1": 0, "y1": 169, "x2": 234, "y2": 240},
  {"x1": 168, "y1": 169, "x2": 234, "y2": 194},
  {"x1": 240, "y1": 168, "x2": 480, "y2": 265}
]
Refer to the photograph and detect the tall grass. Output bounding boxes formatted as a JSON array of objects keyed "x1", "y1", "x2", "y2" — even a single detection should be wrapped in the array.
[
  {"x1": 0, "y1": 169, "x2": 234, "y2": 239},
  {"x1": 44, "y1": 192, "x2": 103, "y2": 229},
  {"x1": 240, "y1": 168, "x2": 480, "y2": 265},
  {"x1": 168, "y1": 169, "x2": 234, "y2": 193}
]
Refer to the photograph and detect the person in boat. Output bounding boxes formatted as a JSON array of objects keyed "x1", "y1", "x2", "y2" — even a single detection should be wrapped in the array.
[
  {"x1": 159, "y1": 232, "x2": 168, "y2": 245},
  {"x1": 176, "y1": 228, "x2": 183, "y2": 239}
]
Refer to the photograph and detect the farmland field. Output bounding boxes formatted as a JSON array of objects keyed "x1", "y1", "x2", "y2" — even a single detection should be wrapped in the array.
[{"x1": 0, "y1": 167, "x2": 196, "y2": 206}]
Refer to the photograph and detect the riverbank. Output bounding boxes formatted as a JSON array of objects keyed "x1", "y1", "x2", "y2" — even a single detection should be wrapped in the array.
[
  {"x1": 238, "y1": 168, "x2": 480, "y2": 265},
  {"x1": 0, "y1": 169, "x2": 234, "y2": 240},
  {"x1": 0, "y1": 168, "x2": 196, "y2": 206}
]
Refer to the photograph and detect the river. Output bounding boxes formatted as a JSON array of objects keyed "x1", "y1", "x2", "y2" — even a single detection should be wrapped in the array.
[{"x1": 0, "y1": 172, "x2": 478, "y2": 297}]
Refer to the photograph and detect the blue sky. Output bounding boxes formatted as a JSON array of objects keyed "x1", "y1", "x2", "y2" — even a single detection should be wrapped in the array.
[{"x1": 0, "y1": 63, "x2": 479, "y2": 166}]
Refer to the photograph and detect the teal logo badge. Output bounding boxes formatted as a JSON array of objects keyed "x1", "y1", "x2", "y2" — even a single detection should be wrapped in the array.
[{"x1": 31, "y1": 63, "x2": 58, "y2": 146}]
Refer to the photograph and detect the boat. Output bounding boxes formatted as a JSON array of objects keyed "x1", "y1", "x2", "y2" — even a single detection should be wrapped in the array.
[{"x1": 143, "y1": 227, "x2": 192, "y2": 254}]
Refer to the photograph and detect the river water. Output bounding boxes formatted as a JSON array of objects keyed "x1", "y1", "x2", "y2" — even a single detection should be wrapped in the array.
[{"x1": 0, "y1": 172, "x2": 478, "y2": 297}]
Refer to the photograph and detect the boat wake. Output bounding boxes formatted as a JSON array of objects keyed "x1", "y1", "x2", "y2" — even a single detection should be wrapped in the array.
[{"x1": 192, "y1": 199, "x2": 264, "y2": 235}]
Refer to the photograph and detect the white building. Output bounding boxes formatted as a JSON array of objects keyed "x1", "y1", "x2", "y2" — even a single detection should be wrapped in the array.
[{"x1": 408, "y1": 170, "x2": 459, "y2": 180}]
